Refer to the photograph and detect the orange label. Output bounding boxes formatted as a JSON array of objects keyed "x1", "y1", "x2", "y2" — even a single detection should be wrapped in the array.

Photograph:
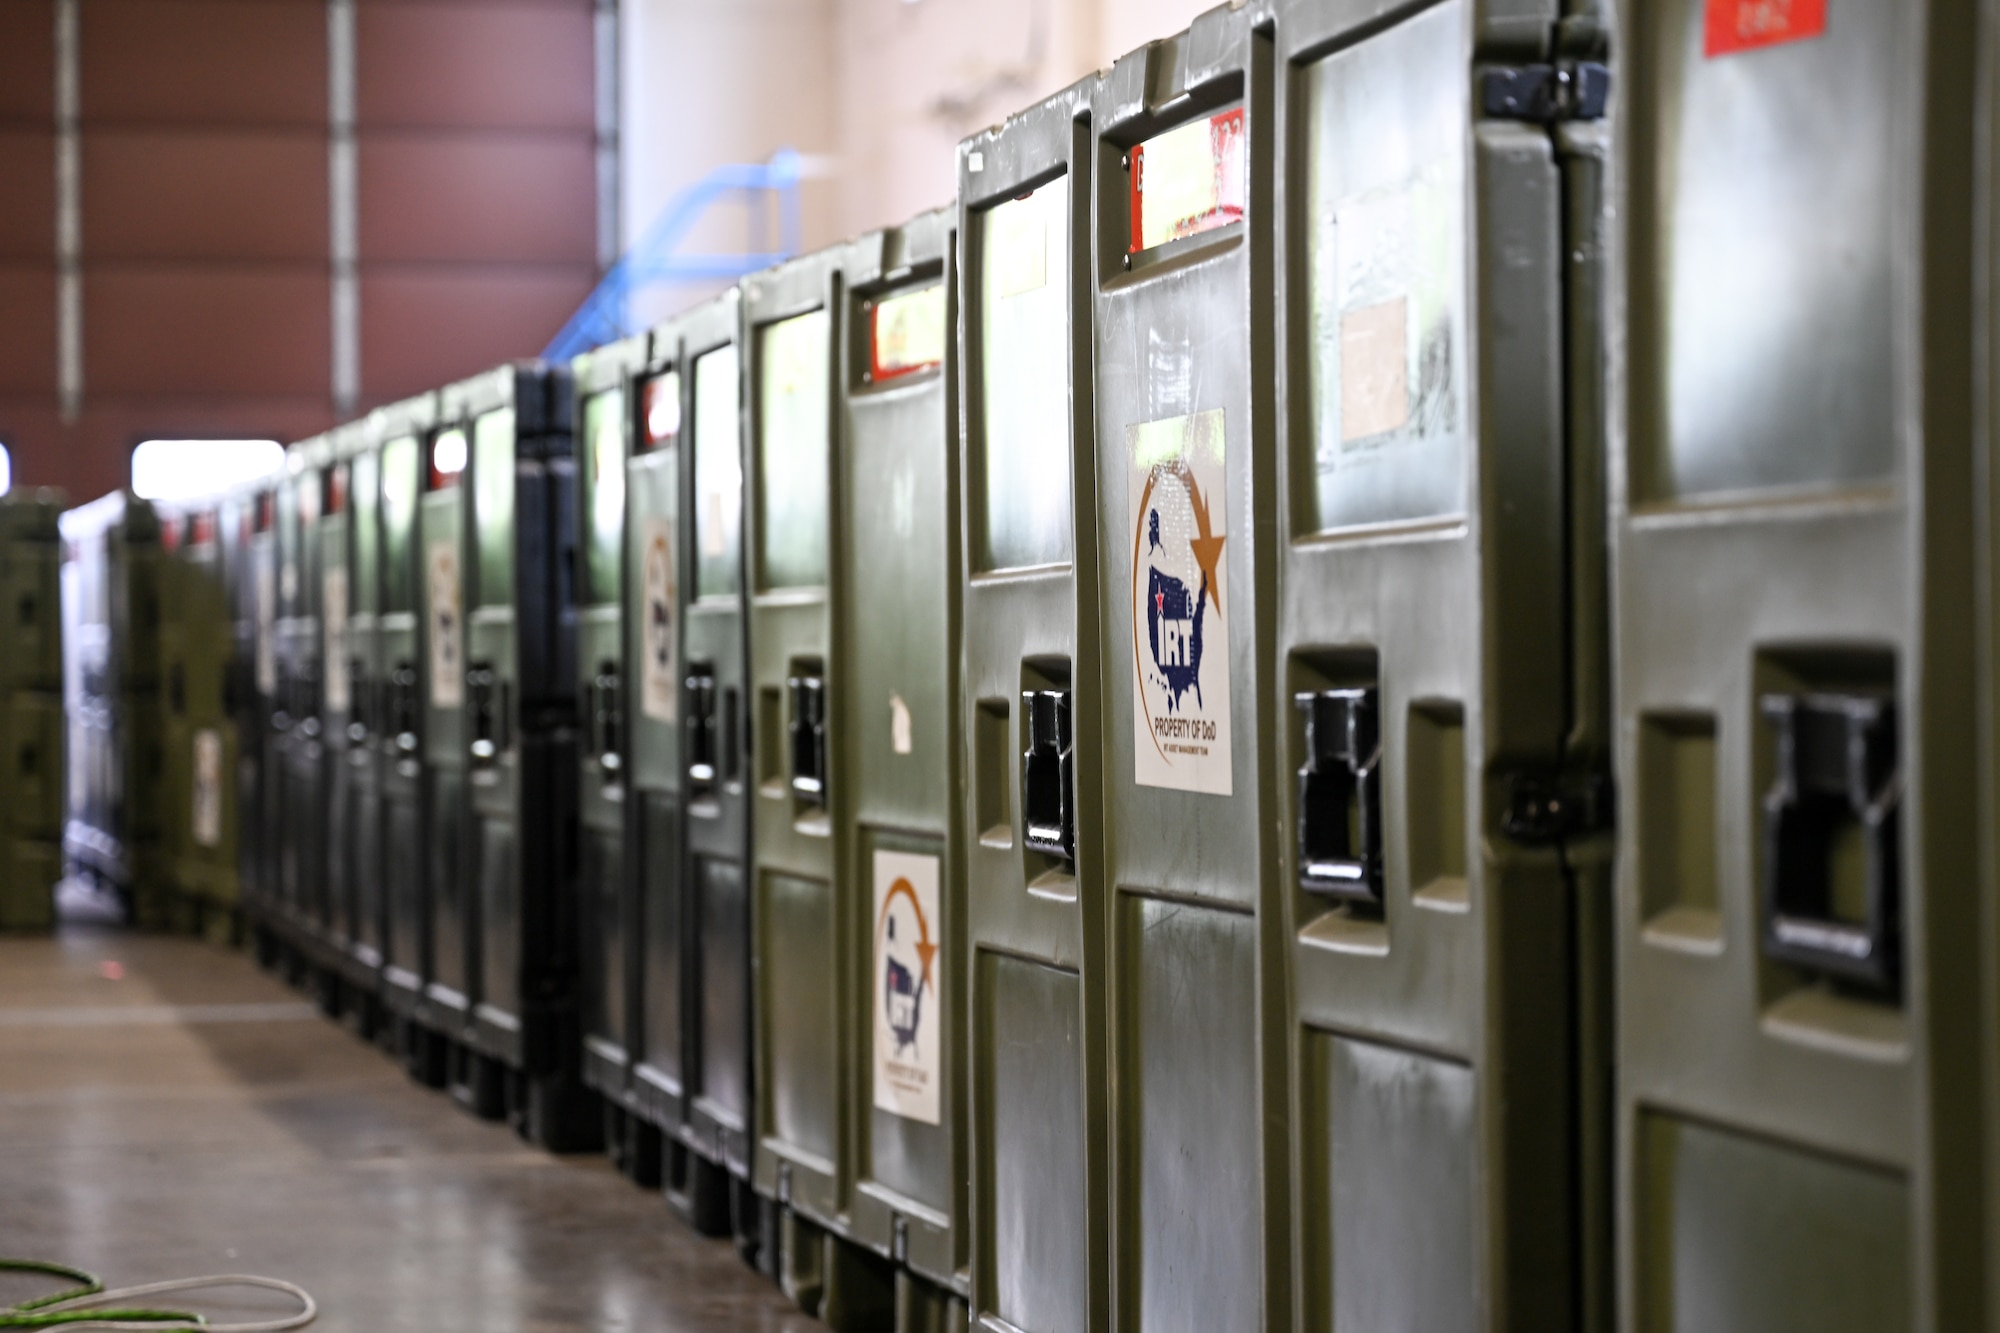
[{"x1": 1705, "y1": 0, "x2": 1826, "y2": 56}]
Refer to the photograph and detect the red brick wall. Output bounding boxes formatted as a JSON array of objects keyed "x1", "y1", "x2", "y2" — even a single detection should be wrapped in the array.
[
  {"x1": 0, "y1": 0, "x2": 599, "y2": 502},
  {"x1": 0, "y1": 2, "x2": 62, "y2": 488},
  {"x1": 355, "y1": 0, "x2": 599, "y2": 404}
]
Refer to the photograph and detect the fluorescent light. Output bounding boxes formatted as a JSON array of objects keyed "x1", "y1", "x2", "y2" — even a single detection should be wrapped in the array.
[
  {"x1": 433, "y1": 428, "x2": 468, "y2": 476},
  {"x1": 0, "y1": 445, "x2": 11, "y2": 495},
  {"x1": 131, "y1": 439, "x2": 285, "y2": 503}
]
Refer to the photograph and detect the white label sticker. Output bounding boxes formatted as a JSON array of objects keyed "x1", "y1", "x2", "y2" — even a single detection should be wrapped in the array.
[
  {"x1": 1339, "y1": 296, "x2": 1411, "y2": 442},
  {"x1": 873, "y1": 849, "x2": 942, "y2": 1126},
  {"x1": 988, "y1": 187, "x2": 1052, "y2": 299},
  {"x1": 640, "y1": 515, "x2": 678, "y2": 723},
  {"x1": 322, "y1": 566, "x2": 350, "y2": 714},
  {"x1": 192, "y1": 728, "x2": 223, "y2": 848},
  {"x1": 1319, "y1": 163, "x2": 1460, "y2": 462},
  {"x1": 427, "y1": 539, "x2": 463, "y2": 709},
  {"x1": 1128, "y1": 410, "x2": 1232, "y2": 795},
  {"x1": 254, "y1": 559, "x2": 276, "y2": 696},
  {"x1": 889, "y1": 694, "x2": 912, "y2": 756}
]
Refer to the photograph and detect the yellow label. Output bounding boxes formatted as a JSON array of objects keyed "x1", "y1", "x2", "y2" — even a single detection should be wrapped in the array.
[
  {"x1": 873, "y1": 285, "x2": 945, "y2": 376},
  {"x1": 1135, "y1": 109, "x2": 1245, "y2": 251}
]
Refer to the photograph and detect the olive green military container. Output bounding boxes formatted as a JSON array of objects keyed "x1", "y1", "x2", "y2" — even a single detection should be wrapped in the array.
[
  {"x1": 156, "y1": 503, "x2": 241, "y2": 938},
  {"x1": 955, "y1": 72, "x2": 1109, "y2": 1333},
  {"x1": 572, "y1": 331, "x2": 652, "y2": 1172},
  {"x1": 1268, "y1": 0, "x2": 1614, "y2": 1329},
  {"x1": 363, "y1": 395, "x2": 448, "y2": 1082},
  {"x1": 220, "y1": 485, "x2": 269, "y2": 944},
  {"x1": 742, "y1": 240, "x2": 898, "y2": 1321},
  {"x1": 835, "y1": 210, "x2": 968, "y2": 1329},
  {"x1": 741, "y1": 211, "x2": 968, "y2": 1327},
  {"x1": 624, "y1": 292, "x2": 764, "y2": 1256},
  {"x1": 245, "y1": 480, "x2": 284, "y2": 963},
  {"x1": 449, "y1": 362, "x2": 595, "y2": 1150},
  {"x1": 0, "y1": 490, "x2": 65, "y2": 698},
  {"x1": 1613, "y1": 1, "x2": 1985, "y2": 1329},
  {"x1": 60, "y1": 492, "x2": 168, "y2": 927},
  {"x1": 417, "y1": 407, "x2": 473, "y2": 1054},
  {"x1": 316, "y1": 419, "x2": 379, "y2": 1018},
  {"x1": 1083, "y1": 13, "x2": 1294, "y2": 1330},
  {"x1": 271, "y1": 439, "x2": 331, "y2": 977},
  {"x1": 0, "y1": 489, "x2": 66, "y2": 931},
  {"x1": 329, "y1": 414, "x2": 389, "y2": 1030}
]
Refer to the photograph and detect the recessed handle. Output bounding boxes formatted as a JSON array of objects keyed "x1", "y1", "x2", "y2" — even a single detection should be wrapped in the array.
[
  {"x1": 686, "y1": 665, "x2": 718, "y2": 789},
  {"x1": 1295, "y1": 688, "x2": 1384, "y2": 905},
  {"x1": 788, "y1": 673, "x2": 828, "y2": 806},
  {"x1": 592, "y1": 663, "x2": 623, "y2": 778},
  {"x1": 468, "y1": 662, "x2": 503, "y2": 766},
  {"x1": 1021, "y1": 688, "x2": 1075, "y2": 862},
  {"x1": 1760, "y1": 692, "x2": 1900, "y2": 993}
]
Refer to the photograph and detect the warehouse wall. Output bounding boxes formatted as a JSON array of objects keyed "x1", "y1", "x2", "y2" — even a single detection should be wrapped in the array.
[
  {"x1": 618, "y1": 0, "x2": 1217, "y2": 307},
  {"x1": 0, "y1": 0, "x2": 602, "y2": 501},
  {"x1": 3, "y1": 0, "x2": 1223, "y2": 501},
  {"x1": 619, "y1": 0, "x2": 841, "y2": 329},
  {"x1": 355, "y1": 0, "x2": 601, "y2": 402},
  {"x1": 0, "y1": 3, "x2": 63, "y2": 485},
  {"x1": 832, "y1": 0, "x2": 1101, "y2": 238},
  {"x1": 832, "y1": 0, "x2": 1220, "y2": 236}
]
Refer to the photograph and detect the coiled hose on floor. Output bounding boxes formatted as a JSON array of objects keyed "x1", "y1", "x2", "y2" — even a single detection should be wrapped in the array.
[{"x1": 0, "y1": 1259, "x2": 315, "y2": 1331}]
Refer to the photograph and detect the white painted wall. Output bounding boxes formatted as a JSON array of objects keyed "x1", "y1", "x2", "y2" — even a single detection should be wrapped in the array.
[
  {"x1": 619, "y1": 0, "x2": 841, "y2": 321},
  {"x1": 620, "y1": 0, "x2": 1220, "y2": 301}
]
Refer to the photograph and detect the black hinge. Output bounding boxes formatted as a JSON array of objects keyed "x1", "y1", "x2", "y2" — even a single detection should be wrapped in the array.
[
  {"x1": 1503, "y1": 770, "x2": 1615, "y2": 845},
  {"x1": 1482, "y1": 61, "x2": 1611, "y2": 123}
]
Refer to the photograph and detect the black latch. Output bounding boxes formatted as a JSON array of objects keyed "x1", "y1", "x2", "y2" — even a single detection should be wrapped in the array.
[
  {"x1": 390, "y1": 661, "x2": 419, "y2": 754},
  {"x1": 296, "y1": 664, "x2": 321, "y2": 740},
  {"x1": 348, "y1": 656, "x2": 369, "y2": 742},
  {"x1": 592, "y1": 662, "x2": 623, "y2": 776},
  {"x1": 1504, "y1": 770, "x2": 1615, "y2": 845},
  {"x1": 468, "y1": 662, "x2": 501, "y2": 763},
  {"x1": 1296, "y1": 689, "x2": 1383, "y2": 904},
  {"x1": 686, "y1": 664, "x2": 718, "y2": 790},
  {"x1": 1760, "y1": 693, "x2": 1901, "y2": 993},
  {"x1": 788, "y1": 673, "x2": 827, "y2": 806},
  {"x1": 1021, "y1": 689, "x2": 1076, "y2": 862},
  {"x1": 1482, "y1": 60, "x2": 1611, "y2": 123}
]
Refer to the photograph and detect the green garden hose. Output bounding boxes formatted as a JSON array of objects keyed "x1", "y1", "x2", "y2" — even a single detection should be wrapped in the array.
[{"x1": 0, "y1": 1259, "x2": 314, "y2": 1331}]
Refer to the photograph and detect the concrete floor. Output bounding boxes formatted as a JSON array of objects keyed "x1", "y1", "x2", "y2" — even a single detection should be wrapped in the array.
[{"x1": 0, "y1": 927, "x2": 825, "y2": 1332}]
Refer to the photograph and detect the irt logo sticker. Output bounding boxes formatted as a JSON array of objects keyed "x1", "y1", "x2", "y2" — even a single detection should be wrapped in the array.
[
  {"x1": 873, "y1": 850, "x2": 941, "y2": 1125},
  {"x1": 640, "y1": 517, "x2": 677, "y2": 723},
  {"x1": 1129, "y1": 410, "x2": 1232, "y2": 796},
  {"x1": 322, "y1": 565, "x2": 350, "y2": 715},
  {"x1": 1705, "y1": 0, "x2": 1826, "y2": 57},
  {"x1": 192, "y1": 729, "x2": 223, "y2": 849},
  {"x1": 427, "y1": 540, "x2": 462, "y2": 709}
]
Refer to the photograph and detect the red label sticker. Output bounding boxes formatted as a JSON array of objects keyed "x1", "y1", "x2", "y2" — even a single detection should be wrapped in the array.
[
  {"x1": 1705, "y1": 0, "x2": 1826, "y2": 56},
  {"x1": 642, "y1": 374, "x2": 681, "y2": 449},
  {"x1": 869, "y1": 285, "x2": 946, "y2": 383}
]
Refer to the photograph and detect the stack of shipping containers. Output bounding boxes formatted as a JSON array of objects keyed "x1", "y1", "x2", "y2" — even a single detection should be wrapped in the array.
[
  {"x1": 0, "y1": 491, "x2": 65, "y2": 930},
  {"x1": 42, "y1": 2, "x2": 2000, "y2": 1328}
]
